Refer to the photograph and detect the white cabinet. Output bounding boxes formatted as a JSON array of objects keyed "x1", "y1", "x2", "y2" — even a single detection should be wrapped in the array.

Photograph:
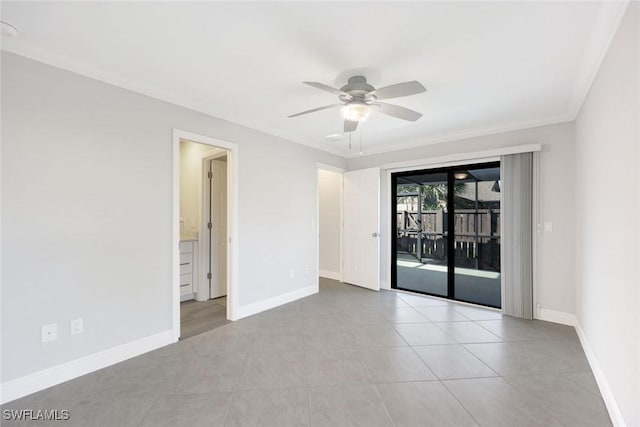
[{"x1": 179, "y1": 240, "x2": 198, "y2": 301}]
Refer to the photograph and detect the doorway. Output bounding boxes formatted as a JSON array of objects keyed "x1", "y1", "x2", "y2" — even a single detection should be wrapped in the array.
[
  {"x1": 172, "y1": 129, "x2": 239, "y2": 342},
  {"x1": 317, "y1": 165, "x2": 344, "y2": 283},
  {"x1": 391, "y1": 162, "x2": 501, "y2": 308},
  {"x1": 178, "y1": 140, "x2": 229, "y2": 338}
]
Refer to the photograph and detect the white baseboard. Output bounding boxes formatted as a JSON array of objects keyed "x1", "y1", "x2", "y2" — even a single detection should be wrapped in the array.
[
  {"x1": 535, "y1": 309, "x2": 625, "y2": 426},
  {"x1": 234, "y1": 284, "x2": 318, "y2": 320},
  {"x1": 0, "y1": 329, "x2": 174, "y2": 405},
  {"x1": 319, "y1": 270, "x2": 340, "y2": 281},
  {"x1": 574, "y1": 321, "x2": 626, "y2": 427},
  {"x1": 180, "y1": 293, "x2": 194, "y2": 302},
  {"x1": 535, "y1": 308, "x2": 577, "y2": 326}
]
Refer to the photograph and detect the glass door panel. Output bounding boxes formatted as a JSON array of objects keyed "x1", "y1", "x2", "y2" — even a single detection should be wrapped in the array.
[
  {"x1": 395, "y1": 173, "x2": 448, "y2": 297},
  {"x1": 392, "y1": 162, "x2": 501, "y2": 309},
  {"x1": 452, "y1": 167, "x2": 501, "y2": 307}
]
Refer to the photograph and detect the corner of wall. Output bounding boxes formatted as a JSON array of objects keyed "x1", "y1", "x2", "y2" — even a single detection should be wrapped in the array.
[{"x1": 574, "y1": 321, "x2": 628, "y2": 427}]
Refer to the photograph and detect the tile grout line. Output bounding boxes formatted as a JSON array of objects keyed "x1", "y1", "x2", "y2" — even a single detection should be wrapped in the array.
[
  {"x1": 439, "y1": 379, "x2": 483, "y2": 427},
  {"x1": 303, "y1": 343, "x2": 312, "y2": 427},
  {"x1": 406, "y1": 344, "x2": 439, "y2": 380},
  {"x1": 134, "y1": 392, "x2": 164, "y2": 427},
  {"x1": 359, "y1": 346, "x2": 397, "y2": 427},
  {"x1": 220, "y1": 351, "x2": 249, "y2": 426}
]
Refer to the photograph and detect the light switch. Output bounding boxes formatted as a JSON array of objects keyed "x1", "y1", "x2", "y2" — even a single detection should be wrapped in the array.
[{"x1": 544, "y1": 221, "x2": 553, "y2": 232}]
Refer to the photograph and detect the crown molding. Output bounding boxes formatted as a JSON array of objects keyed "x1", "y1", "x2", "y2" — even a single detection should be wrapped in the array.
[
  {"x1": 568, "y1": 0, "x2": 631, "y2": 120},
  {"x1": 2, "y1": 0, "x2": 628, "y2": 161},
  {"x1": 342, "y1": 114, "x2": 572, "y2": 159},
  {"x1": 0, "y1": 44, "x2": 348, "y2": 158}
]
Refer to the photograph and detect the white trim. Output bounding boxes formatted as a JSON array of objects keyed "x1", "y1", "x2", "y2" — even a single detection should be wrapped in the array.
[
  {"x1": 1, "y1": 46, "x2": 345, "y2": 159},
  {"x1": 568, "y1": 0, "x2": 631, "y2": 120},
  {"x1": 384, "y1": 169, "x2": 392, "y2": 291},
  {"x1": 180, "y1": 293, "x2": 195, "y2": 302},
  {"x1": 1, "y1": 46, "x2": 566, "y2": 160},
  {"x1": 3, "y1": 0, "x2": 625, "y2": 162},
  {"x1": 535, "y1": 308, "x2": 576, "y2": 327},
  {"x1": 172, "y1": 133, "x2": 181, "y2": 341},
  {"x1": 380, "y1": 144, "x2": 541, "y2": 171},
  {"x1": 319, "y1": 270, "x2": 340, "y2": 281},
  {"x1": 235, "y1": 284, "x2": 318, "y2": 320},
  {"x1": 173, "y1": 129, "x2": 240, "y2": 338},
  {"x1": 574, "y1": 321, "x2": 626, "y2": 427},
  {"x1": 0, "y1": 330, "x2": 173, "y2": 404},
  {"x1": 343, "y1": 117, "x2": 568, "y2": 158}
]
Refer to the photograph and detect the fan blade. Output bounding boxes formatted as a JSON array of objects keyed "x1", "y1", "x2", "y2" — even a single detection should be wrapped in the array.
[
  {"x1": 288, "y1": 104, "x2": 341, "y2": 118},
  {"x1": 369, "y1": 81, "x2": 426, "y2": 100},
  {"x1": 303, "y1": 81, "x2": 350, "y2": 97},
  {"x1": 374, "y1": 102, "x2": 423, "y2": 121},
  {"x1": 344, "y1": 120, "x2": 358, "y2": 132}
]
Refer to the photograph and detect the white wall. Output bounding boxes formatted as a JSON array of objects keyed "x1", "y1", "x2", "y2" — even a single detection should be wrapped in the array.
[
  {"x1": 1, "y1": 52, "x2": 345, "y2": 385},
  {"x1": 348, "y1": 122, "x2": 576, "y2": 316},
  {"x1": 318, "y1": 169, "x2": 342, "y2": 278},
  {"x1": 574, "y1": 3, "x2": 639, "y2": 426}
]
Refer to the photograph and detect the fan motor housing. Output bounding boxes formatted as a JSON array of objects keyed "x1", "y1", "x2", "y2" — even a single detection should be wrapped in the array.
[{"x1": 340, "y1": 76, "x2": 376, "y2": 101}]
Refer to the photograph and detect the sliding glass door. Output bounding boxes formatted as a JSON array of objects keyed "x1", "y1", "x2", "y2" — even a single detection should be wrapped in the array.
[
  {"x1": 394, "y1": 172, "x2": 449, "y2": 297},
  {"x1": 392, "y1": 162, "x2": 501, "y2": 308}
]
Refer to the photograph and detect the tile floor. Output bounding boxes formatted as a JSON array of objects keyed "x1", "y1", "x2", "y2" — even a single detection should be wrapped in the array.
[{"x1": 2, "y1": 279, "x2": 611, "y2": 426}]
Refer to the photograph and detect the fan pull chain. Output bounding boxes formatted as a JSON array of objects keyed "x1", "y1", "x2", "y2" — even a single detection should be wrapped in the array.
[
  {"x1": 359, "y1": 128, "x2": 363, "y2": 156},
  {"x1": 349, "y1": 131, "x2": 352, "y2": 150}
]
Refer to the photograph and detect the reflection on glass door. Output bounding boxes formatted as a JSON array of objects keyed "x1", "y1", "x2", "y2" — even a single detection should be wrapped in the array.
[
  {"x1": 452, "y1": 166, "x2": 501, "y2": 307},
  {"x1": 395, "y1": 173, "x2": 449, "y2": 296},
  {"x1": 392, "y1": 162, "x2": 501, "y2": 308}
]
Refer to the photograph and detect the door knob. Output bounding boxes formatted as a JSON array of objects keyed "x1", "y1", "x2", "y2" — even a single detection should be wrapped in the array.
[{"x1": 372, "y1": 232, "x2": 378, "y2": 237}]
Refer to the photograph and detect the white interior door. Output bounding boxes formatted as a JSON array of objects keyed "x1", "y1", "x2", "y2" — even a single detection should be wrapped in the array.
[
  {"x1": 209, "y1": 159, "x2": 227, "y2": 298},
  {"x1": 343, "y1": 167, "x2": 380, "y2": 290}
]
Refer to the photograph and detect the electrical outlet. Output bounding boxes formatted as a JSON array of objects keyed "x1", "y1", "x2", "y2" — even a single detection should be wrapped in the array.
[
  {"x1": 41, "y1": 323, "x2": 57, "y2": 343},
  {"x1": 289, "y1": 269, "x2": 295, "y2": 279},
  {"x1": 544, "y1": 221, "x2": 553, "y2": 232},
  {"x1": 70, "y1": 318, "x2": 83, "y2": 335},
  {"x1": 303, "y1": 265, "x2": 309, "y2": 274}
]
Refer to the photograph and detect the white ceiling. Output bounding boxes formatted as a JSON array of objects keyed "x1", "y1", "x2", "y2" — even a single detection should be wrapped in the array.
[{"x1": 1, "y1": 1, "x2": 629, "y2": 157}]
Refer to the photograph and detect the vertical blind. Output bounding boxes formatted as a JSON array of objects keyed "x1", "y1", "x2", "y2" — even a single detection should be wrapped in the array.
[{"x1": 501, "y1": 152, "x2": 533, "y2": 319}]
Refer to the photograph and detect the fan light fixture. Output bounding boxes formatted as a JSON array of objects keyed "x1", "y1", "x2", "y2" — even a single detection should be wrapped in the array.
[
  {"x1": 288, "y1": 76, "x2": 426, "y2": 134},
  {"x1": 454, "y1": 172, "x2": 469, "y2": 180},
  {"x1": 341, "y1": 103, "x2": 370, "y2": 122}
]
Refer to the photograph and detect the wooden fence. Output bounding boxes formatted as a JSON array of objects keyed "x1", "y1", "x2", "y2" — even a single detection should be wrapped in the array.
[{"x1": 396, "y1": 209, "x2": 500, "y2": 271}]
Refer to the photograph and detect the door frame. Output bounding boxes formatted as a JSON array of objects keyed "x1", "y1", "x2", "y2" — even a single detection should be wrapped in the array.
[
  {"x1": 381, "y1": 153, "x2": 500, "y2": 302},
  {"x1": 316, "y1": 163, "x2": 345, "y2": 283},
  {"x1": 199, "y1": 150, "x2": 229, "y2": 301},
  {"x1": 172, "y1": 129, "x2": 240, "y2": 342}
]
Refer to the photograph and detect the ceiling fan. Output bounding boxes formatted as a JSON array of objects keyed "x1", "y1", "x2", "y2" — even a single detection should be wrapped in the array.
[{"x1": 288, "y1": 76, "x2": 426, "y2": 133}]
